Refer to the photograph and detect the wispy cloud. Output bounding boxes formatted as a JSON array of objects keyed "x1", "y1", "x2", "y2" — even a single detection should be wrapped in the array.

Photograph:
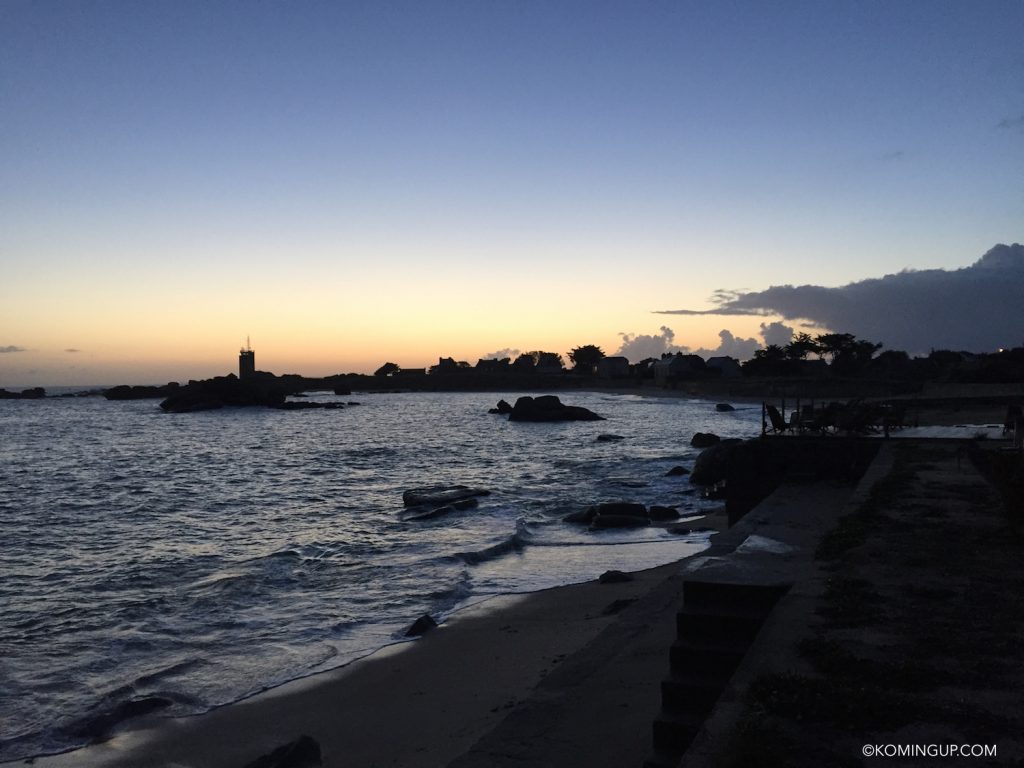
[
  {"x1": 0, "y1": 345, "x2": 27, "y2": 353},
  {"x1": 657, "y1": 244, "x2": 1024, "y2": 353},
  {"x1": 64, "y1": 348, "x2": 81, "y2": 353}
]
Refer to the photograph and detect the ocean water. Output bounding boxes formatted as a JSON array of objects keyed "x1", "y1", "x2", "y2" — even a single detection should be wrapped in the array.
[{"x1": 0, "y1": 390, "x2": 760, "y2": 761}]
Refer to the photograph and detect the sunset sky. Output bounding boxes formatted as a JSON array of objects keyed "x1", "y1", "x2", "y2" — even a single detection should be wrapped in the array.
[{"x1": 2, "y1": 1, "x2": 1022, "y2": 386}]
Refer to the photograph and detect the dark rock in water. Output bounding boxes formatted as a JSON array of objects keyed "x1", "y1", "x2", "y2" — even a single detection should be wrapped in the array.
[
  {"x1": 595, "y1": 501, "x2": 647, "y2": 518},
  {"x1": 665, "y1": 465, "x2": 690, "y2": 476},
  {"x1": 404, "y1": 497, "x2": 479, "y2": 522},
  {"x1": 0, "y1": 387, "x2": 46, "y2": 399},
  {"x1": 596, "y1": 434, "x2": 625, "y2": 442},
  {"x1": 563, "y1": 507, "x2": 597, "y2": 524},
  {"x1": 275, "y1": 401, "x2": 345, "y2": 410},
  {"x1": 160, "y1": 373, "x2": 291, "y2": 412},
  {"x1": 346, "y1": 401, "x2": 360, "y2": 405},
  {"x1": 591, "y1": 514, "x2": 649, "y2": 529},
  {"x1": 244, "y1": 735, "x2": 322, "y2": 768},
  {"x1": 691, "y1": 432, "x2": 721, "y2": 448},
  {"x1": 508, "y1": 395, "x2": 604, "y2": 422},
  {"x1": 402, "y1": 485, "x2": 490, "y2": 507},
  {"x1": 599, "y1": 569, "x2": 634, "y2": 584},
  {"x1": 67, "y1": 696, "x2": 173, "y2": 742},
  {"x1": 104, "y1": 384, "x2": 175, "y2": 400},
  {"x1": 715, "y1": 403, "x2": 735, "y2": 412},
  {"x1": 648, "y1": 505, "x2": 680, "y2": 521},
  {"x1": 334, "y1": 385, "x2": 352, "y2": 395},
  {"x1": 406, "y1": 614, "x2": 438, "y2": 636},
  {"x1": 689, "y1": 439, "x2": 743, "y2": 486},
  {"x1": 489, "y1": 399, "x2": 513, "y2": 415}
]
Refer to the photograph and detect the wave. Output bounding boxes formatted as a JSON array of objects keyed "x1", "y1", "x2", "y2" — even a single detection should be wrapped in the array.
[{"x1": 455, "y1": 519, "x2": 532, "y2": 565}]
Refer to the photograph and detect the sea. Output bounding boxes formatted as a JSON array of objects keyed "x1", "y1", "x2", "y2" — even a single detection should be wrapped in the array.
[{"x1": 0, "y1": 390, "x2": 761, "y2": 761}]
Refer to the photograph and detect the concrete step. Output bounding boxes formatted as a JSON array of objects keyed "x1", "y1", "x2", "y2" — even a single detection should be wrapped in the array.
[
  {"x1": 675, "y1": 606, "x2": 766, "y2": 646},
  {"x1": 652, "y1": 710, "x2": 705, "y2": 755},
  {"x1": 682, "y1": 580, "x2": 789, "y2": 616},
  {"x1": 660, "y1": 675, "x2": 723, "y2": 716},
  {"x1": 669, "y1": 639, "x2": 747, "y2": 679}
]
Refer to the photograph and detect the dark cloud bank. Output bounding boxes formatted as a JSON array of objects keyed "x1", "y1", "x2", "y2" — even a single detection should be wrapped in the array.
[{"x1": 658, "y1": 243, "x2": 1024, "y2": 354}]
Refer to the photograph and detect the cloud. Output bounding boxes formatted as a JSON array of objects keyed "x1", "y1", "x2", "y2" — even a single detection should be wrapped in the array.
[
  {"x1": 64, "y1": 348, "x2": 81, "y2": 353},
  {"x1": 693, "y1": 329, "x2": 760, "y2": 361},
  {"x1": 0, "y1": 345, "x2": 27, "y2": 353},
  {"x1": 481, "y1": 347, "x2": 520, "y2": 360},
  {"x1": 615, "y1": 326, "x2": 689, "y2": 362},
  {"x1": 759, "y1": 321, "x2": 795, "y2": 348},
  {"x1": 657, "y1": 244, "x2": 1024, "y2": 354},
  {"x1": 880, "y1": 150, "x2": 906, "y2": 161}
]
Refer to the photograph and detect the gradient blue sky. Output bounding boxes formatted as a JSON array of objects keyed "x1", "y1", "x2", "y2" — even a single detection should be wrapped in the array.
[{"x1": 1, "y1": 0, "x2": 1021, "y2": 385}]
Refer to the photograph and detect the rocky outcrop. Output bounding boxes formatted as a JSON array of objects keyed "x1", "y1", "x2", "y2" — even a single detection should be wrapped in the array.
[
  {"x1": 488, "y1": 399, "x2": 513, "y2": 414},
  {"x1": 596, "y1": 434, "x2": 625, "y2": 442},
  {"x1": 665, "y1": 465, "x2": 690, "y2": 476},
  {"x1": 507, "y1": 395, "x2": 603, "y2": 422},
  {"x1": 715, "y1": 403, "x2": 735, "y2": 412},
  {"x1": 402, "y1": 486, "x2": 490, "y2": 507},
  {"x1": 688, "y1": 439, "x2": 743, "y2": 486},
  {"x1": 564, "y1": 501, "x2": 679, "y2": 528},
  {"x1": 690, "y1": 432, "x2": 720, "y2": 448},
  {"x1": 0, "y1": 387, "x2": 46, "y2": 399},
  {"x1": 405, "y1": 614, "x2": 438, "y2": 637},
  {"x1": 104, "y1": 384, "x2": 177, "y2": 400}
]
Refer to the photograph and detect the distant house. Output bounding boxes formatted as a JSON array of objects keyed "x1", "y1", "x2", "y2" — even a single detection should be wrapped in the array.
[
  {"x1": 706, "y1": 356, "x2": 742, "y2": 378},
  {"x1": 596, "y1": 356, "x2": 630, "y2": 379},
  {"x1": 394, "y1": 367, "x2": 427, "y2": 377},
  {"x1": 654, "y1": 353, "x2": 707, "y2": 385},
  {"x1": 476, "y1": 358, "x2": 510, "y2": 373}
]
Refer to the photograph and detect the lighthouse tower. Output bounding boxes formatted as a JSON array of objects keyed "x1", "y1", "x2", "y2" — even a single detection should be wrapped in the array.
[{"x1": 239, "y1": 337, "x2": 255, "y2": 380}]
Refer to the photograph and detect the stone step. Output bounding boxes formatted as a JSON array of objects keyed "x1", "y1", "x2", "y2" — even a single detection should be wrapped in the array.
[
  {"x1": 651, "y1": 710, "x2": 705, "y2": 755},
  {"x1": 669, "y1": 638, "x2": 747, "y2": 679},
  {"x1": 659, "y1": 675, "x2": 723, "y2": 716},
  {"x1": 681, "y1": 580, "x2": 789, "y2": 616},
  {"x1": 675, "y1": 606, "x2": 766, "y2": 646}
]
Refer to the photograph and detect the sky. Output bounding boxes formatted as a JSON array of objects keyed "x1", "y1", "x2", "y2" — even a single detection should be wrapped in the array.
[{"x1": 1, "y1": 0, "x2": 1022, "y2": 386}]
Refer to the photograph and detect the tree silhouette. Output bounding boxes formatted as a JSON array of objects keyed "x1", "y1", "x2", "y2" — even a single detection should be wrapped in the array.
[{"x1": 568, "y1": 344, "x2": 606, "y2": 373}]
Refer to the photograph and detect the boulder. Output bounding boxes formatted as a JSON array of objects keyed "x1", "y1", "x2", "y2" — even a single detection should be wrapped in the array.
[
  {"x1": 563, "y1": 507, "x2": 597, "y2": 524},
  {"x1": 599, "y1": 570, "x2": 634, "y2": 584},
  {"x1": 508, "y1": 395, "x2": 604, "y2": 422},
  {"x1": 596, "y1": 434, "x2": 625, "y2": 442},
  {"x1": 648, "y1": 505, "x2": 680, "y2": 521},
  {"x1": 406, "y1": 614, "x2": 438, "y2": 637},
  {"x1": 595, "y1": 502, "x2": 647, "y2": 518},
  {"x1": 244, "y1": 735, "x2": 322, "y2": 768},
  {"x1": 591, "y1": 514, "x2": 649, "y2": 529},
  {"x1": 489, "y1": 399, "x2": 513, "y2": 415},
  {"x1": 665, "y1": 465, "x2": 690, "y2": 476},
  {"x1": 689, "y1": 439, "x2": 742, "y2": 486},
  {"x1": 402, "y1": 485, "x2": 489, "y2": 507},
  {"x1": 715, "y1": 403, "x2": 735, "y2": 412},
  {"x1": 690, "y1": 432, "x2": 721, "y2": 448}
]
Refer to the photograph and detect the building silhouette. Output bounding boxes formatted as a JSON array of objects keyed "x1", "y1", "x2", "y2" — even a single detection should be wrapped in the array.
[{"x1": 239, "y1": 339, "x2": 255, "y2": 380}]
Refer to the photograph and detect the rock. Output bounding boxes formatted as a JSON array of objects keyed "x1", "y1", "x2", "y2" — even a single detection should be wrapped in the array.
[
  {"x1": 689, "y1": 439, "x2": 742, "y2": 486},
  {"x1": 599, "y1": 570, "x2": 634, "y2": 584},
  {"x1": 0, "y1": 387, "x2": 46, "y2": 399},
  {"x1": 402, "y1": 485, "x2": 490, "y2": 507},
  {"x1": 715, "y1": 403, "x2": 735, "y2": 412},
  {"x1": 244, "y1": 735, "x2": 323, "y2": 768},
  {"x1": 489, "y1": 399, "x2": 513, "y2": 415},
  {"x1": 334, "y1": 385, "x2": 352, "y2": 395},
  {"x1": 563, "y1": 507, "x2": 597, "y2": 524},
  {"x1": 665, "y1": 465, "x2": 690, "y2": 476},
  {"x1": 160, "y1": 374, "x2": 290, "y2": 412},
  {"x1": 648, "y1": 505, "x2": 680, "y2": 521},
  {"x1": 595, "y1": 502, "x2": 647, "y2": 518},
  {"x1": 406, "y1": 614, "x2": 438, "y2": 636},
  {"x1": 591, "y1": 514, "x2": 649, "y2": 529},
  {"x1": 508, "y1": 395, "x2": 604, "y2": 422},
  {"x1": 690, "y1": 432, "x2": 721, "y2": 448},
  {"x1": 104, "y1": 384, "x2": 174, "y2": 400},
  {"x1": 596, "y1": 434, "x2": 625, "y2": 442}
]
